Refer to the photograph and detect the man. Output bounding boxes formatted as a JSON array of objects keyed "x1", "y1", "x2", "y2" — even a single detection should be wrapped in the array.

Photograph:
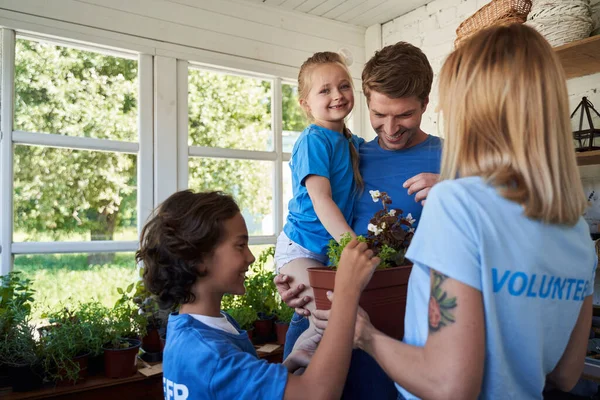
[{"x1": 276, "y1": 42, "x2": 443, "y2": 399}]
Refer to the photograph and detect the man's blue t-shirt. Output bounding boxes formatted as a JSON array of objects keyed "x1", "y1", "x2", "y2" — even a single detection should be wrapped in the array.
[
  {"x1": 399, "y1": 177, "x2": 597, "y2": 399},
  {"x1": 352, "y1": 135, "x2": 442, "y2": 235},
  {"x1": 284, "y1": 124, "x2": 364, "y2": 255},
  {"x1": 163, "y1": 313, "x2": 288, "y2": 400}
]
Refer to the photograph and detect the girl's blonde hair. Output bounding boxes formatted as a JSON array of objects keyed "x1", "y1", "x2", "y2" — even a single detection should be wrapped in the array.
[
  {"x1": 438, "y1": 24, "x2": 586, "y2": 225},
  {"x1": 298, "y1": 51, "x2": 363, "y2": 192}
]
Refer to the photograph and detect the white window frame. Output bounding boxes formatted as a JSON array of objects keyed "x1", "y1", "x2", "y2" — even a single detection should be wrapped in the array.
[
  {"x1": 182, "y1": 64, "x2": 295, "y2": 247},
  {"x1": 0, "y1": 29, "x2": 153, "y2": 274}
]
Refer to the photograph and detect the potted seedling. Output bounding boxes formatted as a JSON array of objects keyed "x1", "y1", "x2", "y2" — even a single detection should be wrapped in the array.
[
  {"x1": 308, "y1": 191, "x2": 415, "y2": 339},
  {"x1": 76, "y1": 301, "x2": 111, "y2": 376},
  {"x1": 274, "y1": 302, "x2": 295, "y2": 345},
  {"x1": 0, "y1": 309, "x2": 44, "y2": 392},
  {"x1": 0, "y1": 272, "x2": 38, "y2": 390},
  {"x1": 102, "y1": 283, "x2": 144, "y2": 379},
  {"x1": 226, "y1": 306, "x2": 258, "y2": 342},
  {"x1": 244, "y1": 247, "x2": 279, "y2": 344},
  {"x1": 41, "y1": 305, "x2": 96, "y2": 386}
]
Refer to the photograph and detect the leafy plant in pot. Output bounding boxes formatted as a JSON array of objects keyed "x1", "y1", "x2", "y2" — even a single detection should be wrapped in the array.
[
  {"x1": 274, "y1": 302, "x2": 295, "y2": 345},
  {"x1": 132, "y1": 277, "x2": 171, "y2": 362},
  {"x1": 0, "y1": 272, "x2": 40, "y2": 391},
  {"x1": 0, "y1": 308, "x2": 44, "y2": 392},
  {"x1": 75, "y1": 301, "x2": 111, "y2": 376},
  {"x1": 244, "y1": 247, "x2": 279, "y2": 343},
  {"x1": 226, "y1": 306, "x2": 257, "y2": 342},
  {"x1": 102, "y1": 283, "x2": 145, "y2": 379},
  {"x1": 309, "y1": 190, "x2": 415, "y2": 339},
  {"x1": 41, "y1": 305, "x2": 98, "y2": 386}
]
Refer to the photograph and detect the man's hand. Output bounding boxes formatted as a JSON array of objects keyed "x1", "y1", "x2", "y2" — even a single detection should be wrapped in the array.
[
  {"x1": 274, "y1": 274, "x2": 312, "y2": 316},
  {"x1": 403, "y1": 173, "x2": 439, "y2": 205}
]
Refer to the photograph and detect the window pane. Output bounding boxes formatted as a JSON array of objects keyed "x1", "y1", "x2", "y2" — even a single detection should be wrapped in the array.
[
  {"x1": 282, "y1": 83, "x2": 308, "y2": 153},
  {"x1": 188, "y1": 158, "x2": 273, "y2": 235},
  {"x1": 13, "y1": 252, "x2": 138, "y2": 318},
  {"x1": 14, "y1": 38, "x2": 138, "y2": 141},
  {"x1": 188, "y1": 68, "x2": 272, "y2": 151},
  {"x1": 249, "y1": 245, "x2": 275, "y2": 271},
  {"x1": 283, "y1": 161, "x2": 293, "y2": 223},
  {"x1": 14, "y1": 145, "x2": 137, "y2": 242}
]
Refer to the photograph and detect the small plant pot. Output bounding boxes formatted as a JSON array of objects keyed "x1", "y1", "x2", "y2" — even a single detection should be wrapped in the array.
[
  {"x1": 87, "y1": 353, "x2": 105, "y2": 376},
  {"x1": 309, "y1": 265, "x2": 412, "y2": 339},
  {"x1": 7, "y1": 363, "x2": 44, "y2": 392},
  {"x1": 140, "y1": 349, "x2": 163, "y2": 363},
  {"x1": 253, "y1": 318, "x2": 274, "y2": 344},
  {"x1": 275, "y1": 322, "x2": 289, "y2": 345},
  {"x1": 103, "y1": 338, "x2": 141, "y2": 379},
  {"x1": 0, "y1": 363, "x2": 11, "y2": 388},
  {"x1": 246, "y1": 327, "x2": 254, "y2": 343},
  {"x1": 142, "y1": 327, "x2": 163, "y2": 354},
  {"x1": 56, "y1": 352, "x2": 90, "y2": 386}
]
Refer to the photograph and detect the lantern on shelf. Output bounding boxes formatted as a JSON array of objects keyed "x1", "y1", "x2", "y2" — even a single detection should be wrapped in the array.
[{"x1": 572, "y1": 97, "x2": 600, "y2": 152}]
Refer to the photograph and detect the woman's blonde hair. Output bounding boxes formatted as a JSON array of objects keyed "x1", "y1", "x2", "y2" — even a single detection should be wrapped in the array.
[
  {"x1": 438, "y1": 24, "x2": 586, "y2": 225},
  {"x1": 298, "y1": 51, "x2": 363, "y2": 191}
]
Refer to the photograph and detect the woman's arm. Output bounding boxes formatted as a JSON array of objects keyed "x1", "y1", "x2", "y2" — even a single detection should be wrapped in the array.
[
  {"x1": 356, "y1": 269, "x2": 486, "y2": 400},
  {"x1": 305, "y1": 175, "x2": 355, "y2": 242},
  {"x1": 547, "y1": 295, "x2": 593, "y2": 391},
  {"x1": 283, "y1": 240, "x2": 379, "y2": 400}
]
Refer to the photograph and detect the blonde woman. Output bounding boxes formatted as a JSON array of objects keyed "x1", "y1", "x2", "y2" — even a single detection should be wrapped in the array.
[{"x1": 353, "y1": 24, "x2": 597, "y2": 399}]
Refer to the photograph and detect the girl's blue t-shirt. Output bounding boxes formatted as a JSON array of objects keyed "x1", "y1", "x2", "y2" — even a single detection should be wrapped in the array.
[
  {"x1": 283, "y1": 124, "x2": 364, "y2": 256},
  {"x1": 399, "y1": 177, "x2": 597, "y2": 399}
]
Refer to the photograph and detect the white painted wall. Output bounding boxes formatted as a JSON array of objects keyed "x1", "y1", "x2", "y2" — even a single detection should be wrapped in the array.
[{"x1": 380, "y1": 0, "x2": 600, "y2": 138}]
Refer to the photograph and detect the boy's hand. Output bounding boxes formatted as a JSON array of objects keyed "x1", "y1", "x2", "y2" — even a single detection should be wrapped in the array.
[
  {"x1": 353, "y1": 306, "x2": 375, "y2": 350},
  {"x1": 334, "y1": 239, "x2": 380, "y2": 295}
]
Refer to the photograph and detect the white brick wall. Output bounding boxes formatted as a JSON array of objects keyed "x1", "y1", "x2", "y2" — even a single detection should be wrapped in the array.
[{"x1": 381, "y1": 0, "x2": 600, "y2": 138}]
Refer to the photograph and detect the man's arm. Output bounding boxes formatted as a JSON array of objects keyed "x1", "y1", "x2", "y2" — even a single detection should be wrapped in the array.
[
  {"x1": 305, "y1": 175, "x2": 355, "y2": 242},
  {"x1": 356, "y1": 269, "x2": 485, "y2": 400}
]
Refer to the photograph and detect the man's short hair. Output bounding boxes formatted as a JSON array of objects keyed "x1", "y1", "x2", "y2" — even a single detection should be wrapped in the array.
[{"x1": 362, "y1": 42, "x2": 433, "y2": 103}]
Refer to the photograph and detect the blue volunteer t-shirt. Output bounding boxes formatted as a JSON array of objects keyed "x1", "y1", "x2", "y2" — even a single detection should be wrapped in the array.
[
  {"x1": 352, "y1": 135, "x2": 442, "y2": 235},
  {"x1": 162, "y1": 313, "x2": 288, "y2": 400},
  {"x1": 284, "y1": 124, "x2": 364, "y2": 255},
  {"x1": 398, "y1": 177, "x2": 597, "y2": 400}
]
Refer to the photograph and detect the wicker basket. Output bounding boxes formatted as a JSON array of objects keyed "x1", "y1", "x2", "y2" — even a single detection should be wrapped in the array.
[
  {"x1": 526, "y1": 0, "x2": 593, "y2": 47},
  {"x1": 455, "y1": 0, "x2": 532, "y2": 47}
]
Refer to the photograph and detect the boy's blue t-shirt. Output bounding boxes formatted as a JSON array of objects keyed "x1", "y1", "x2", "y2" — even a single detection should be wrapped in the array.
[
  {"x1": 284, "y1": 124, "x2": 364, "y2": 255},
  {"x1": 398, "y1": 177, "x2": 597, "y2": 400},
  {"x1": 352, "y1": 135, "x2": 442, "y2": 235},
  {"x1": 163, "y1": 313, "x2": 288, "y2": 400}
]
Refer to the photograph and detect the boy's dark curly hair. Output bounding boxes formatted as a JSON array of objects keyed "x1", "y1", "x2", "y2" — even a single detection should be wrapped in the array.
[{"x1": 136, "y1": 190, "x2": 240, "y2": 309}]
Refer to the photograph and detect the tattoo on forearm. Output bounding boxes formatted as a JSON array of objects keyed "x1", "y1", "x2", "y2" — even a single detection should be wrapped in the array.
[{"x1": 429, "y1": 271, "x2": 457, "y2": 333}]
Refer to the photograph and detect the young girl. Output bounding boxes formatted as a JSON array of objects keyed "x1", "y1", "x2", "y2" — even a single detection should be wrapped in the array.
[
  {"x1": 351, "y1": 24, "x2": 597, "y2": 399},
  {"x1": 275, "y1": 52, "x2": 363, "y2": 352},
  {"x1": 137, "y1": 190, "x2": 380, "y2": 400}
]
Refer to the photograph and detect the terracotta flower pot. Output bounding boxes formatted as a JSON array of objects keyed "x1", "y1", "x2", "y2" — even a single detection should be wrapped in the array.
[
  {"x1": 103, "y1": 338, "x2": 141, "y2": 379},
  {"x1": 141, "y1": 327, "x2": 163, "y2": 354},
  {"x1": 308, "y1": 265, "x2": 412, "y2": 339},
  {"x1": 275, "y1": 322, "x2": 289, "y2": 345}
]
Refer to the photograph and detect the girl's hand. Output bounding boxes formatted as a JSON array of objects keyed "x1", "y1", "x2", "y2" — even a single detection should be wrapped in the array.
[{"x1": 334, "y1": 239, "x2": 380, "y2": 295}]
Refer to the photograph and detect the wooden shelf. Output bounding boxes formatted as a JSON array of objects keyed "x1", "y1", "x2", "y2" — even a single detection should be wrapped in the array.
[
  {"x1": 555, "y1": 35, "x2": 600, "y2": 79},
  {"x1": 577, "y1": 150, "x2": 600, "y2": 166}
]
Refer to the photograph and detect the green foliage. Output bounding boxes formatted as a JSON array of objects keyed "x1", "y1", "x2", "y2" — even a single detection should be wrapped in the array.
[
  {"x1": 326, "y1": 233, "x2": 367, "y2": 270},
  {"x1": 41, "y1": 304, "x2": 107, "y2": 383},
  {"x1": 275, "y1": 301, "x2": 295, "y2": 324},
  {"x1": 14, "y1": 39, "x2": 138, "y2": 240},
  {"x1": 226, "y1": 307, "x2": 257, "y2": 330},
  {"x1": 108, "y1": 281, "x2": 148, "y2": 347},
  {"x1": 327, "y1": 191, "x2": 415, "y2": 269},
  {"x1": 282, "y1": 84, "x2": 308, "y2": 132},
  {"x1": 0, "y1": 271, "x2": 36, "y2": 331},
  {"x1": 14, "y1": 253, "x2": 138, "y2": 318},
  {"x1": 0, "y1": 308, "x2": 42, "y2": 367}
]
